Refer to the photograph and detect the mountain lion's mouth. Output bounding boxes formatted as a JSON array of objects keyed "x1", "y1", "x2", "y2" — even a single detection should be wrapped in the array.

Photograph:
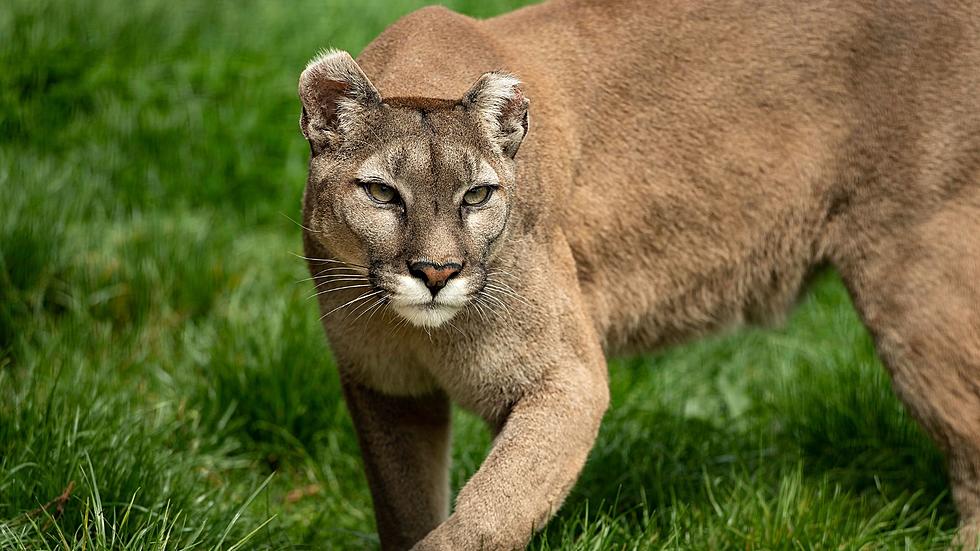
[{"x1": 390, "y1": 302, "x2": 462, "y2": 328}]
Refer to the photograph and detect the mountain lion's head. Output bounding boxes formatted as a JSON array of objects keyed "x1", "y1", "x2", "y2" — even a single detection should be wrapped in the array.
[{"x1": 299, "y1": 50, "x2": 529, "y2": 328}]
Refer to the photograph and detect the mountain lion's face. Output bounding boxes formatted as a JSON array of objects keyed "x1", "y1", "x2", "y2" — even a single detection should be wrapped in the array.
[{"x1": 299, "y1": 52, "x2": 529, "y2": 328}]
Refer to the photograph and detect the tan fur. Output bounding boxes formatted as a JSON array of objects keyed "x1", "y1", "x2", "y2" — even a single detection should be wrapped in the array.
[{"x1": 298, "y1": 1, "x2": 980, "y2": 549}]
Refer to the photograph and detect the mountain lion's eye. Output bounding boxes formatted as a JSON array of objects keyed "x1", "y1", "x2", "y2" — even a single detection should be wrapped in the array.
[
  {"x1": 462, "y1": 186, "x2": 493, "y2": 207},
  {"x1": 364, "y1": 181, "x2": 398, "y2": 204}
]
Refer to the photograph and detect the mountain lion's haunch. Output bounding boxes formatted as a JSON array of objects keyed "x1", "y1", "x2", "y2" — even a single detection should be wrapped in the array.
[{"x1": 298, "y1": 1, "x2": 980, "y2": 549}]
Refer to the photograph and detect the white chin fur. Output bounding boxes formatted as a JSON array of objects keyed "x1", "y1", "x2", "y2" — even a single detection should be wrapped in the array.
[{"x1": 392, "y1": 303, "x2": 461, "y2": 328}]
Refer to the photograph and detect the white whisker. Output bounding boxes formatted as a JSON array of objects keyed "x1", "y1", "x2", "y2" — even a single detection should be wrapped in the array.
[
  {"x1": 475, "y1": 295, "x2": 505, "y2": 320},
  {"x1": 308, "y1": 265, "x2": 369, "y2": 276},
  {"x1": 485, "y1": 277, "x2": 521, "y2": 292},
  {"x1": 290, "y1": 252, "x2": 368, "y2": 269},
  {"x1": 367, "y1": 300, "x2": 389, "y2": 325},
  {"x1": 480, "y1": 290, "x2": 513, "y2": 314},
  {"x1": 310, "y1": 276, "x2": 370, "y2": 287},
  {"x1": 357, "y1": 297, "x2": 389, "y2": 325},
  {"x1": 389, "y1": 314, "x2": 410, "y2": 337},
  {"x1": 319, "y1": 290, "x2": 384, "y2": 320},
  {"x1": 469, "y1": 299, "x2": 491, "y2": 324},
  {"x1": 445, "y1": 319, "x2": 465, "y2": 337},
  {"x1": 486, "y1": 269, "x2": 519, "y2": 281},
  {"x1": 347, "y1": 294, "x2": 387, "y2": 323},
  {"x1": 296, "y1": 269, "x2": 367, "y2": 284},
  {"x1": 485, "y1": 282, "x2": 532, "y2": 307},
  {"x1": 280, "y1": 212, "x2": 325, "y2": 236},
  {"x1": 307, "y1": 283, "x2": 373, "y2": 301}
]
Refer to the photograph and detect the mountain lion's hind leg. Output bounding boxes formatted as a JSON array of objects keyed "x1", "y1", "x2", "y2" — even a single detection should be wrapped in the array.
[
  {"x1": 838, "y1": 200, "x2": 980, "y2": 547},
  {"x1": 342, "y1": 382, "x2": 451, "y2": 551}
]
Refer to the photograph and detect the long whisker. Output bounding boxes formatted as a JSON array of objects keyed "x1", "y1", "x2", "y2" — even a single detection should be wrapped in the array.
[
  {"x1": 484, "y1": 283, "x2": 524, "y2": 300},
  {"x1": 297, "y1": 271, "x2": 367, "y2": 284},
  {"x1": 480, "y1": 290, "x2": 513, "y2": 315},
  {"x1": 468, "y1": 299, "x2": 491, "y2": 324},
  {"x1": 389, "y1": 314, "x2": 410, "y2": 337},
  {"x1": 308, "y1": 265, "x2": 369, "y2": 275},
  {"x1": 319, "y1": 290, "x2": 384, "y2": 320},
  {"x1": 445, "y1": 319, "x2": 465, "y2": 337},
  {"x1": 290, "y1": 252, "x2": 369, "y2": 269},
  {"x1": 484, "y1": 282, "x2": 532, "y2": 307},
  {"x1": 485, "y1": 277, "x2": 522, "y2": 293},
  {"x1": 367, "y1": 300, "x2": 389, "y2": 325},
  {"x1": 486, "y1": 269, "x2": 519, "y2": 281},
  {"x1": 279, "y1": 212, "x2": 325, "y2": 236},
  {"x1": 355, "y1": 297, "x2": 389, "y2": 325},
  {"x1": 481, "y1": 302, "x2": 506, "y2": 321},
  {"x1": 310, "y1": 276, "x2": 370, "y2": 287},
  {"x1": 296, "y1": 266, "x2": 367, "y2": 283},
  {"x1": 310, "y1": 279, "x2": 371, "y2": 294},
  {"x1": 307, "y1": 283, "x2": 373, "y2": 301},
  {"x1": 313, "y1": 266, "x2": 368, "y2": 273},
  {"x1": 475, "y1": 296, "x2": 497, "y2": 322},
  {"x1": 475, "y1": 295, "x2": 505, "y2": 321},
  {"x1": 484, "y1": 291, "x2": 531, "y2": 311},
  {"x1": 346, "y1": 294, "x2": 385, "y2": 323}
]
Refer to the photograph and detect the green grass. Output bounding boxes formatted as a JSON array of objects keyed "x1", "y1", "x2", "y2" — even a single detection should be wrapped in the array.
[{"x1": 0, "y1": 0, "x2": 958, "y2": 548}]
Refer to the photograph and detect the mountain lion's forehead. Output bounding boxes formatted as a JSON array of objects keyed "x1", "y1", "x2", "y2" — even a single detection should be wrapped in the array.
[
  {"x1": 384, "y1": 96, "x2": 461, "y2": 111},
  {"x1": 376, "y1": 98, "x2": 477, "y2": 141},
  {"x1": 353, "y1": 98, "x2": 494, "y2": 186},
  {"x1": 357, "y1": 138, "x2": 488, "y2": 186}
]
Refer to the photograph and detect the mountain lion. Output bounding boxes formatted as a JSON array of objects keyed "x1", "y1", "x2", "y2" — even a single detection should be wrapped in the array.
[{"x1": 297, "y1": 0, "x2": 980, "y2": 548}]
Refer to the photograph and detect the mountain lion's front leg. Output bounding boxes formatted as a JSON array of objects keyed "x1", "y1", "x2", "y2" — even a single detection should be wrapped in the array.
[
  {"x1": 343, "y1": 382, "x2": 451, "y2": 551},
  {"x1": 414, "y1": 342, "x2": 609, "y2": 551}
]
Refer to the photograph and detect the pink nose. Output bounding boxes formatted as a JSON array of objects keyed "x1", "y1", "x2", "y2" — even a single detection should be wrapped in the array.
[{"x1": 408, "y1": 261, "x2": 463, "y2": 295}]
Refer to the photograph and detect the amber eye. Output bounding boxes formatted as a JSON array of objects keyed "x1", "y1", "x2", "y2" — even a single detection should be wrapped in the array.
[
  {"x1": 364, "y1": 181, "x2": 398, "y2": 204},
  {"x1": 462, "y1": 185, "x2": 493, "y2": 207}
]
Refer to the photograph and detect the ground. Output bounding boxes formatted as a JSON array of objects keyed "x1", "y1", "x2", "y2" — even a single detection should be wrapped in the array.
[{"x1": 0, "y1": 0, "x2": 957, "y2": 549}]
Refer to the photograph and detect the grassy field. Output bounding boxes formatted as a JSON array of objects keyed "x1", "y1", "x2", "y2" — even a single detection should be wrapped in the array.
[{"x1": 0, "y1": 0, "x2": 960, "y2": 549}]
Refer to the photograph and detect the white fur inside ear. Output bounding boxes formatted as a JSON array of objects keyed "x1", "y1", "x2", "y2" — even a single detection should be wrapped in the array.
[
  {"x1": 466, "y1": 72, "x2": 522, "y2": 130},
  {"x1": 464, "y1": 72, "x2": 529, "y2": 157}
]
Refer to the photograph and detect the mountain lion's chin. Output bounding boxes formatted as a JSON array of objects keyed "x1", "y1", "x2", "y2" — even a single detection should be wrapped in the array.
[{"x1": 391, "y1": 303, "x2": 462, "y2": 328}]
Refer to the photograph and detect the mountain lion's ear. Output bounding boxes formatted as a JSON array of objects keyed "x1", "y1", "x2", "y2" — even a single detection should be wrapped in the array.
[
  {"x1": 463, "y1": 72, "x2": 529, "y2": 159},
  {"x1": 298, "y1": 49, "x2": 381, "y2": 155}
]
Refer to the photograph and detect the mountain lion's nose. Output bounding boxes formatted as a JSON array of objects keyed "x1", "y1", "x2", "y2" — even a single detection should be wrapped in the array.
[{"x1": 408, "y1": 261, "x2": 463, "y2": 296}]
